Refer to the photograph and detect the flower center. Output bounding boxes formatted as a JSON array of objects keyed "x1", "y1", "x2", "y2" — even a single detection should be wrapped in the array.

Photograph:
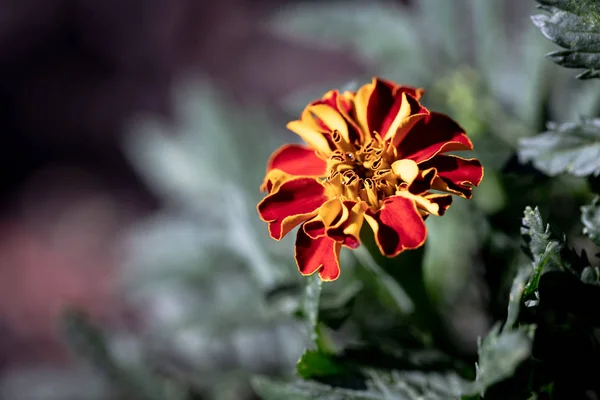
[{"x1": 324, "y1": 131, "x2": 411, "y2": 208}]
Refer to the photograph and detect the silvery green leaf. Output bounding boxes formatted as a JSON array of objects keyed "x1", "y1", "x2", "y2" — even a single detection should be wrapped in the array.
[
  {"x1": 581, "y1": 196, "x2": 600, "y2": 246},
  {"x1": 252, "y1": 369, "x2": 469, "y2": 400},
  {"x1": 518, "y1": 117, "x2": 600, "y2": 177},
  {"x1": 520, "y1": 206, "x2": 563, "y2": 295},
  {"x1": 469, "y1": 324, "x2": 534, "y2": 397},
  {"x1": 532, "y1": 0, "x2": 600, "y2": 78}
]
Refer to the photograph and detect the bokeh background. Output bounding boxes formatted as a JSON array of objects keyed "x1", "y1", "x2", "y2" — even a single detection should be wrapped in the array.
[{"x1": 1, "y1": 0, "x2": 599, "y2": 399}]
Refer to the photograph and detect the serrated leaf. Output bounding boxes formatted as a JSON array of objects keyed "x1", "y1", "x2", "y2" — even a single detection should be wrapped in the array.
[
  {"x1": 252, "y1": 369, "x2": 469, "y2": 400},
  {"x1": 504, "y1": 267, "x2": 532, "y2": 331},
  {"x1": 470, "y1": 324, "x2": 534, "y2": 396},
  {"x1": 518, "y1": 118, "x2": 600, "y2": 177},
  {"x1": 581, "y1": 196, "x2": 600, "y2": 245},
  {"x1": 520, "y1": 207, "x2": 563, "y2": 295},
  {"x1": 532, "y1": 0, "x2": 600, "y2": 78}
]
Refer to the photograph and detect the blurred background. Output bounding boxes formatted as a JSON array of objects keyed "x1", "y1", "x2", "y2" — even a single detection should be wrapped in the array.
[{"x1": 1, "y1": 0, "x2": 599, "y2": 399}]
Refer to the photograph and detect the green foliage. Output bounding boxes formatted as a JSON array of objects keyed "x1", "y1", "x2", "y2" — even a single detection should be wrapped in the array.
[
  {"x1": 520, "y1": 206, "x2": 563, "y2": 294},
  {"x1": 581, "y1": 196, "x2": 600, "y2": 245},
  {"x1": 48, "y1": 1, "x2": 600, "y2": 399},
  {"x1": 532, "y1": 0, "x2": 600, "y2": 78},
  {"x1": 470, "y1": 325, "x2": 533, "y2": 397},
  {"x1": 252, "y1": 370, "x2": 468, "y2": 400},
  {"x1": 519, "y1": 118, "x2": 600, "y2": 177}
]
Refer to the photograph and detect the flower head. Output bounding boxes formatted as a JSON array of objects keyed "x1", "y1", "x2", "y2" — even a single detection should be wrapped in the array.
[{"x1": 258, "y1": 78, "x2": 483, "y2": 281}]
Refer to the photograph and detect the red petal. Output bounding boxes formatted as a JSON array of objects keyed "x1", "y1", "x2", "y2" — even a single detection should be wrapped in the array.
[
  {"x1": 303, "y1": 198, "x2": 347, "y2": 239},
  {"x1": 364, "y1": 196, "x2": 427, "y2": 257},
  {"x1": 409, "y1": 167, "x2": 437, "y2": 195},
  {"x1": 327, "y1": 201, "x2": 365, "y2": 249},
  {"x1": 257, "y1": 178, "x2": 328, "y2": 240},
  {"x1": 266, "y1": 144, "x2": 327, "y2": 176},
  {"x1": 380, "y1": 93, "x2": 427, "y2": 140},
  {"x1": 422, "y1": 155, "x2": 484, "y2": 198},
  {"x1": 396, "y1": 112, "x2": 473, "y2": 163},
  {"x1": 380, "y1": 78, "x2": 424, "y2": 100},
  {"x1": 421, "y1": 194, "x2": 453, "y2": 216},
  {"x1": 295, "y1": 227, "x2": 342, "y2": 281},
  {"x1": 364, "y1": 79, "x2": 396, "y2": 136},
  {"x1": 312, "y1": 90, "x2": 362, "y2": 143}
]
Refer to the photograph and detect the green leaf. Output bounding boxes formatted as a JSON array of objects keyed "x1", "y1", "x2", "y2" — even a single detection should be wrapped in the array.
[
  {"x1": 519, "y1": 117, "x2": 600, "y2": 177},
  {"x1": 581, "y1": 196, "x2": 600, "y2": 245},
  {"x1": 532, "y1": 0, "x2": 600, "y2": 78},
  {"x1": 296, "y1": 350, "x2": 350, "y2": 380},
  {"x1": 504, "y1": 267, "x2": 532, "y2": 331},
  {"x1": 252, "y1": 369, "x2": 469, "y2": 400},
  {"x1": 469, "y1": 324, "x2": 534, "y2": 397},
  {"x1": 581, "y1": 266, "x2": 600, "y2": 284},
  {"x1": 520, "y1": 206, "x2": 563, "y2": 295},
  {"x1": 303, "y1": 274, "x2": 323, "y2": 350}
]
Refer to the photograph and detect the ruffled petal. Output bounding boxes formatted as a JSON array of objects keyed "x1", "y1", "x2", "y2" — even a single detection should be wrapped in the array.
[
  {"x1": 382, "y1": 93, "x2": 429, "y2": 145},
  {"x1": 391, "y1": 159, "x2": 419, "y2": 186},
  {"x1": 393, "y1": 191, "x2": 453, "y2": 217},
  {"x1": 309, "y1": 103, "x2": 352, "y2": 144},
  {"x1": 364, "y1": 195, "x2": 427, "y2": 257},
  {"x1": 327, "y1": 201, "x2": 367, "y2": 248},
  {"x1": 257, "y1": 178, "x2": 328, "y2": 240},
  {"x1": 287, "y1": 120, "x2": 334, "y2": 157},
  {"x1": 422, "y1": 155, "x2": 484, "y2": 198},
  {"x1": 408, "y1": 167, "x2": 437, "y2": 195},
  {"x1": 337, "y1": 91, "x2": 363, "y2": 143},
  {"x1": 295, "y1": 228, "x2": 342, "y2": 281},
  {"x1": 354, "y1": 79, "x2": 377, "y2": 141},
  {"x1": 266, "y1": 144, "x2": 328, "y2": 176},
  {"x1": 260, "y1": 169, "x2": 292, "y2": 193},
  {"x1": 396, "y1": 112, "x2": 473, "y2": 163},
  {"x1": 382, "y1": 78, "x2": 424, "y2": 100},
  {"x1": 303, "y1": 198, "x2": 348, "y2": 239},
  {"x1": 361, "y1": 78, "x2": 397, "y2": 139}
]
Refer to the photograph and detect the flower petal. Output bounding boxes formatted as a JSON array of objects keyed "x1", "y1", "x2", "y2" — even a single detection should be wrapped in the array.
[
  {"x1": 408, "y1": 167, "x2": 437, "y2": 195},
  {"x1": 257, "y1": 178, "x2": 328, "y2": 240},
  {"x1": 364, "y1": 196, "x2": 427, "y2": 257},
  {"x1": 391, "y1": 159, "x2": 419, "y2": 185},
  {"x1": 328, "y1": 201, "x2": 367, "y2": 248},
  {"x1": 295, "y1": 228, "x2": 342, "y2": 281},
  {"x1": 303, "y1": 198, "x2": 348, "y2": 239},
  {"x1": 393, "y1": 191, "x2": 453, "y2": 216},
  {"x1": 382, "y1": 93, "x2": 429, "y2": 145},
  {"x1": 260, "y1": 169, "x2": 293, "y2": 193},
  {"x1": 337, "y1": 91, "x2": 363, "y2": 143},
  {"x1": 360, "y1": 78, "x2": 398, "y2": 139},
  {"x1": 396, "y1": 112, "x2": 473, "y2": 163},
  {"x1": 309, "y1": 104, "x2": 350, "y2": 143},
  {"x1": 422, "y1": 155, "x2": 484, "y2": 198},
  {"x1": 266, "y1": 144, "x2": 328, "y2": 176},
  {"x1": 354, "y1": 79, "x2": 377, "y2": 141},
  {"x1": 422, "y1": 194, "x2": 453, "y2": 216},
  {"x1": 287, "y1": 120, "x2": 334, "y2": 157}
]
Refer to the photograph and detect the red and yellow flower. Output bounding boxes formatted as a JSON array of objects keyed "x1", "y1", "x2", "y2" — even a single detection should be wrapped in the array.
[{"x1": 257, "y1": 78, "x2": 483, "y2": 281}]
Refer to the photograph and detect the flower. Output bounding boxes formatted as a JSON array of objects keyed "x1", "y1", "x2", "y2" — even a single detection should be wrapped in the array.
[{"x1": 258, "y1": 78, "x2": 483, "y2": 281}]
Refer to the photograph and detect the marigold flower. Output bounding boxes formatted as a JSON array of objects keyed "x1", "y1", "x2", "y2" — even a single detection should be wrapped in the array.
[{"x1": 258, "y1": 78, "x2": 483, "y2": 281}]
